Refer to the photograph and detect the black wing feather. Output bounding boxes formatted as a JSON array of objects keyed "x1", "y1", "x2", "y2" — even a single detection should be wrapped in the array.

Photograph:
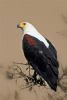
[{"x1": 46, "y1": 38, "x2": 57, "y2": 59}]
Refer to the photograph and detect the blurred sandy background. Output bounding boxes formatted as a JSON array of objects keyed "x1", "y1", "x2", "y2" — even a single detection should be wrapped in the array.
[{"x1": 0, "y1": 0, "x2": 67, "y2": 100}]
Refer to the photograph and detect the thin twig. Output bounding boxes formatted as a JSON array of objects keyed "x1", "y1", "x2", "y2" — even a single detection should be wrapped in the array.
[{"x1": 13, "y1": 62, "x2": 28, "y2": 66}]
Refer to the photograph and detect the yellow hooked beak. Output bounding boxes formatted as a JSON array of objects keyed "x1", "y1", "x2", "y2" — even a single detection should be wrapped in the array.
[{"x1": 17, "y1": 22, "x2": 26, "y2": 29}]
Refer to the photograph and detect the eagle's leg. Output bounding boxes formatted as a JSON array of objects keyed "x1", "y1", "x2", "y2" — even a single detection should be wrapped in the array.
[
  {"x1": 32, "y1": 71, "x2": 46, "y2": 86},
  {"x1": 32, "y1": 71, "x2": 37, "y2": 83},
  {"x1": 38, "y1": 77, "x2": 45, "y2": 86}
]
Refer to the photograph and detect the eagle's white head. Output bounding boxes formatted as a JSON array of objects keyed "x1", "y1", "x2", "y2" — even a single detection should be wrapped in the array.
[
  {"x1": 17, "y1": 22, "x2": 49, "y2": 48},
  {"x1": 17, "y1": 22, "x2": 39, "y2": 35}
]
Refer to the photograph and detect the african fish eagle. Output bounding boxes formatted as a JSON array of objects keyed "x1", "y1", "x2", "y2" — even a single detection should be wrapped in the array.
[{"x1": 17, "y1": 22, "x2": 59, "y2": 91}]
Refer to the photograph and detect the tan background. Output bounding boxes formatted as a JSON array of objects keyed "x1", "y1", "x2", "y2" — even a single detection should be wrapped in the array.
[
  {"x1": 0, "y1": 0, "x2": 67, "y2": 100},
  {"x1": 0, "y1": 0, "x2": 67, "y2": 67}
]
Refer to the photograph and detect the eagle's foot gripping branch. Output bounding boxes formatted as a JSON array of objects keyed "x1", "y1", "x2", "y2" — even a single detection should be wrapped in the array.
[{"x1": 6, "y1": 62, "x2": 46, "y2": 89}]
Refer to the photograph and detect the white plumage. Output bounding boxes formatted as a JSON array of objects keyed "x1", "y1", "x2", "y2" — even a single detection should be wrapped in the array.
[{"x1": 23, "y1": 22, "x2": 49, "y2": 48}]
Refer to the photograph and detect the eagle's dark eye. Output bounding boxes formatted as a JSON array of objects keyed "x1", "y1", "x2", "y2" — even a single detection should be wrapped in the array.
[{"x1": 23, "y1": 23, "x2": 26, "y2": 25}]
